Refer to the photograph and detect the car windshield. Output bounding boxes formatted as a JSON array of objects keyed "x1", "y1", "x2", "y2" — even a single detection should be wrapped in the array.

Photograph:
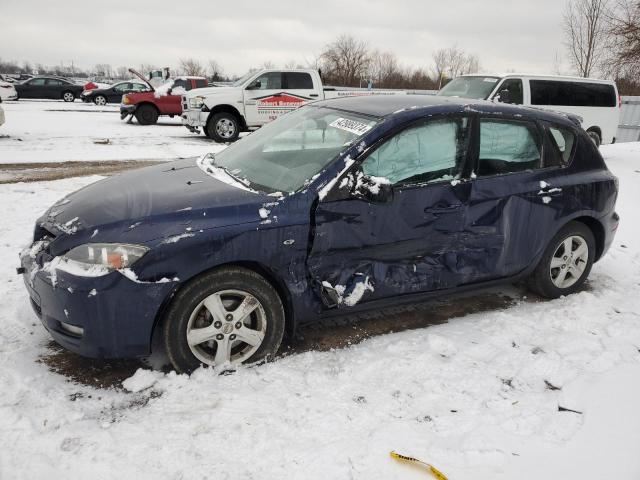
[
  {"x1": 439, "y1": 76, "x2": 500, "y2": 100},
  {"x1": 202, "y1": 106, "x2": 379, "y2": 193},
  {"x1": 231, "y1": 71, "x2": 255, "y2": 87}
]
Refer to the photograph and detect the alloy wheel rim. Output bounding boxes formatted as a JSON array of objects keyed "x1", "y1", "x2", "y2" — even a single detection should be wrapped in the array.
[
  {"x1": 95, "y1": 96, "x2": 106, "y2": 106},
  {"x1": 186, "y1": 289, "x2": 266, "y2": 367},
  {"x1": 549, "y1": 235, "x2": 589, "y2": 289},
  {"x1": 63, "y1": 92, "x2": 74, "y2": 101},
  {"x1": 215, "y1": 118, "x2": 236, "y2": 139}
]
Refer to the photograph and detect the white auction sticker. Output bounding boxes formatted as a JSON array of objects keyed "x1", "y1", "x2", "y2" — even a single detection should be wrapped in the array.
[{"x1": 329, "y1": 117, "x2": 373, "y2": 136}]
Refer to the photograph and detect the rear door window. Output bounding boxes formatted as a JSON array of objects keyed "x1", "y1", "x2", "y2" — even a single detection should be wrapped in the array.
[
  {"x1": 477, "y1": 119, "x2": 542, "y2": 176},
  {"x1": 284, "y1": 72, "x2": 313, "y2": 89},
  {"x1": 530, "y1": 80, "x2": 616, "y2": 107},
  {"x1": 545, "y1": 125, "x2": 576, "y2": 166},
  {"x1": 195, "y1": 79, "x2": 208, "y2": 88}
]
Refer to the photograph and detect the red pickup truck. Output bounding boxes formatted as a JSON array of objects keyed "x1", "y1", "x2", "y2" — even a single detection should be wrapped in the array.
[{"x1": 120, "y1": 69, "x2": 208, "y2": 125}]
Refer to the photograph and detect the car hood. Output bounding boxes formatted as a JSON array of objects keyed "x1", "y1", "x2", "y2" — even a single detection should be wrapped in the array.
[
  {"x1": 186, "y1": 86, "x2": 237, "y2": 98},
  {"x1": 39, "y1": 158, "x2": 274, "y2": 253}
]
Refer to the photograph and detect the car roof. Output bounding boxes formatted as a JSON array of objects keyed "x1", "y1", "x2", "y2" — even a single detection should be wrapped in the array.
[
  {"x1": 313, "y1": 94, "x2": 579, "y2": 127},
  {"x1": 459, "y1": 73, "x2": 615, "y2": 85}
]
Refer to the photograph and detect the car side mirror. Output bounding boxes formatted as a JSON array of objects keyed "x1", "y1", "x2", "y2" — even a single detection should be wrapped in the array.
[
  {"x1": 350, "y1": 171, "x2": 393, "y2": 203},
  {"x1": 247, "y1": 80, "x2": 261, "y2": 90},
  {"x1": 496, "y1": 88, "x2": 511, "y2": 104}
]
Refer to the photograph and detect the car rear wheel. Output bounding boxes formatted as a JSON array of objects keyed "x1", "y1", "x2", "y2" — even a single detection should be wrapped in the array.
[
  {"x1": 162, "y1": 267, "x2": 285, "y2": 373},
  {"x1": 527, "y1": 221, "x2": 595, "y2": 298},
  {"x1": 94, "y1": 95, "x2": 107, "y2": 106},
  {"x1": 206, "y1": 112, "x2": 240, "y2": 143},
  {"x1": 587, "y1": 130, "x2": 601, "y2": 147},
  {"x1": 135, "y1": 104, "x2": 159, "y2": 125},
  {"x1": 62, "y1": 91, "x2": 75, "y2": 102}
]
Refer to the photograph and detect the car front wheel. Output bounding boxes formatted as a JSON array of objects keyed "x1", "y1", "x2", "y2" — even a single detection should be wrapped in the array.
[
  {"x1": 162, "y1": 267, "x2": 285, "y2": 373},
  {"x1": 135, "y1": 104, "x2": 159, "y2": 125},
  {"x1": 206, "y1": 112, "x2": 240, "y2": 143},
  {"x1": 527, "y1": 221, "x2": 595, "y2": 298}
]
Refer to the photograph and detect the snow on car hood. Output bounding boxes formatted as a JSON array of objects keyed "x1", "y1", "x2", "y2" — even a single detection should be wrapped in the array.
[{"x1": 38, "y1": 158, "x2": 272, "y2": 253}]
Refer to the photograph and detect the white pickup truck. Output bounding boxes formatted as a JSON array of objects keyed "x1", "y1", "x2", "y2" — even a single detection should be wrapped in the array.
[{"x1": 182, "y1": 68, "x2": 407, "y2": 142}]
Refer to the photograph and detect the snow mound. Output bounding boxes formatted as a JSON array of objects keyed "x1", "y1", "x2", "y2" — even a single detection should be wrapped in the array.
[{"x1": 122, "y1": 369, "x2": 162, "y2": 393}]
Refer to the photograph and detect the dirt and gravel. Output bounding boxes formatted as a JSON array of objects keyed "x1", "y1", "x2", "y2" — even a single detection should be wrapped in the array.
[{"x1": 0, "y1": 160, "x2": 165, "y2": 183}]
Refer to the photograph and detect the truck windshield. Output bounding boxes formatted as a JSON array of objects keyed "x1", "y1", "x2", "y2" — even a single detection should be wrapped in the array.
[
  {"x1": 438, "y1": 76, "x2": 500, "y2": 100},
  {"x1": 231, "y1": 72, "x2": 255, "y2": 87},
  {"x1": 204, "y1": 106, "x2": 378, "y2": 193}
]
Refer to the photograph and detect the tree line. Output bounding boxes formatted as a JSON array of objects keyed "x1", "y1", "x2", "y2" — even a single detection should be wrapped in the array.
[{"x1": 1, "y1": 2, "x2": 638, "y2": 94}]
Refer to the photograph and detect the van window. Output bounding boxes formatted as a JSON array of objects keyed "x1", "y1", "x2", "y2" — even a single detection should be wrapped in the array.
[
  {"x1": 546, "y1": 126, "x2": 575, "y2": 166},
  {"x1": 362, "y1": 117, "x2": 469, "y2": 186},
  {"x1": 494, "y1": 78, "x2": 523, "y2": 104},
  {"x1": 530, "y1": 80, "x2": 616, "y2": 107},
  {"x1": 478, "y1": 119, "x2": 541, "y2": 176},
  {"x1": 284, "y1": 72, "x2": 313, "y2": 89}
]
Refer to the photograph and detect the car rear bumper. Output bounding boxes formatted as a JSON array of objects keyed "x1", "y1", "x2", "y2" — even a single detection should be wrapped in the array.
[
  {"x1": 599, "y1": 210, "x2": 619, "y2": 260},
  {"x1": 20, "y1": 253, "x2": 175, "y2": 359}
]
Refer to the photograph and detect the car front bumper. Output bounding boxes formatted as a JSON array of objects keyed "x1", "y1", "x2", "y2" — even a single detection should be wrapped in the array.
[
  {"x1": 182, "y1": 109, "x2": 208, "y2": 132},
  {"x1": 120, "y1": 104, "x2": 137, "y2": 119},
  {"x1": 20, "y1": 252, "x2": 175, "y2": 359}
]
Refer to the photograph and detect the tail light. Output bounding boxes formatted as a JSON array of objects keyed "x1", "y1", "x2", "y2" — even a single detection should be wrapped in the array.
[{"x1": 618, "y1": 92, "x2": 622, "y2": 108}]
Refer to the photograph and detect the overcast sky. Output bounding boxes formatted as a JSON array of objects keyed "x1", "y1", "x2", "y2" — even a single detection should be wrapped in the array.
[{"x1": 0, "y1": 0, "x2": 570, "y2": 77}]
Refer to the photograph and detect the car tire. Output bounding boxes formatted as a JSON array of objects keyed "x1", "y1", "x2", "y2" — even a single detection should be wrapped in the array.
[
  {"x1": 206, "y1": 112, "x2": 240, "y2": 143},
  {"x1": 62, "y1": 91, "x2": 75, "y2": 102},
  {"x1": 162, "y1": 267, "x2": 285, "y2": 374},
  {"x1": 587, "y1": 130, "x2": 601, "y2": 147},
  {"x1": 135, "y1": 104, "x2": 159, "y2": 125},
  {"x1": 527, "y1": 221, "x2": 595, "y2": 299},
  {"x1": 94, "y1": 95, "x2": 107, "y2": 106}
]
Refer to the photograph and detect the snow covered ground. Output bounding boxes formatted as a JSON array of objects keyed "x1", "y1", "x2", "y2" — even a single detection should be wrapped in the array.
[
  {"x1": 0, "y1": 100, "x2": 225, "y2": 163},
  {"x1": 0, "y1": 143, "x2": 639, "y2": 479}
]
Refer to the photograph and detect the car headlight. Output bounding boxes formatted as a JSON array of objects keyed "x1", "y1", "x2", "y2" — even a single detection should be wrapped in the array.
[
  {"x1": 62, "y1": 243, "x2": 149, "y2": 272},
  {"x1": 188, "y1": 96, "x2": 205, "y2": 109}
]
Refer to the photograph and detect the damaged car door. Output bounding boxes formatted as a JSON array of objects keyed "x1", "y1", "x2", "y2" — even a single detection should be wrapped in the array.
[
  {"x1": 463, "y1": 116, "x2": 567, "y2": 282},
  {"x1": 308, "y1": 115, "x2": 473, "y2": 308}
]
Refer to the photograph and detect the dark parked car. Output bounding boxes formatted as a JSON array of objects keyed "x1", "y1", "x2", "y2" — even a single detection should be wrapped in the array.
[
  {"x1": 14, "y1": 76, "x2": 83, "y2": 102},
  {"x1": 81, "y1": 81, "x2": 150, "y2": 105},
  {"x1": 19, "y1": 95, "x2": 619, "y2": 373}
]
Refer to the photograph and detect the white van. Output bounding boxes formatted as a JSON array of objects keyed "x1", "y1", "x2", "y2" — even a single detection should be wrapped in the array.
[{"x1": 438, "y1": 74, "x2": 620, "y2": 146}]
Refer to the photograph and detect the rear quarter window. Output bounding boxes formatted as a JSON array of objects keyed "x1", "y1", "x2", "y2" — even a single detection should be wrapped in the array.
[
  {"x1": 545, "y1": 125, "x2": 576, "y2": 167},
  {"x1": 530, "y1": 80, "x2": 616, "y2": 107}
]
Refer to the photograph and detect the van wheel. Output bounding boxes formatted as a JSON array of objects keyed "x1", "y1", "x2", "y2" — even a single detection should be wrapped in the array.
[
  {"x1": 587, "y1": 130, "x2": 601, "y2": 147},
  {"x1": 206, "y1": 112, "x2": 240, "y2": 143},
  {"x1": 162, "y1": 267, "x2": 285, "y2": 373},
  {"x1": 527, "y1": 221, "x2": 595, "y2": 299},
  {"x1": 135, "y1": 104, "x2": 159, "y2": 125}
]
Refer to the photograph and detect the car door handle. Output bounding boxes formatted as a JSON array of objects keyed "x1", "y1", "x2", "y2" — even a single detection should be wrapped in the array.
[
  {"x1": 424, "y1": 204, "x2": 462, "y2": 214},
  {"x1": 538, "y1": 186, "x2": 563, "y2": 197}
]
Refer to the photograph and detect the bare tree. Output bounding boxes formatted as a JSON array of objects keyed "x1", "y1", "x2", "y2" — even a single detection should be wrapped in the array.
[
  {"x1": 563, "y1": 0, "x2": 610, "y2": 77},
  {"x1": 432, "y1": 48, "x2": 448, "y2": 88},
  {"x1": 262, "y1": 60, "x2": 275, "y2": 69},
  {"x1": 179, "y1": 58, "x2": 205, "y2": 76},
  {"x1": 94, "y1": 63, "x2": 113, "y2": 78},
  {"x1": 320, "y1": 34, "x2": 370, "y2": 86},
  {"x1": 606, "y1": 0, "x2": 640, "y2": 77},
  {"x1": 116, "y1": 66, "x2": 129, "y2": 79},
  {"x1": 207, "y1": 60, "x2": 223, "y2": 81}
]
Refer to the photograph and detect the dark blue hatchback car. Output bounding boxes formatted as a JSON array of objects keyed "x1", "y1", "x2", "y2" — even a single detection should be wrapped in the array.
[{"x1": 20, "y1": 95, "x2": 619, "y2": 372}]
